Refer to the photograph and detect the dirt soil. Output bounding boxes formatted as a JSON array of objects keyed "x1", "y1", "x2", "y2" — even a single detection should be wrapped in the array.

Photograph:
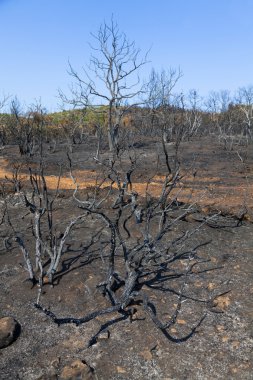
[{"x1": 0, "y1": 137, "x2": 253, "y2": 379}]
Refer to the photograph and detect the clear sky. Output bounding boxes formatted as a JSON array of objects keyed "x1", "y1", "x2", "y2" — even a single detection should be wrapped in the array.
[{"x1": 0, "y1": 0, "x2": 252, "y2": 112}]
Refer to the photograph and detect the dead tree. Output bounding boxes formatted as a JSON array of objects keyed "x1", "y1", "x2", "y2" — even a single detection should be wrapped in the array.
[
  {"x1": 34, "y1": 142, "x2": 235, "y2": 344},
  {"x1": 4, "y1": 163, "x2": 23, "y2": 193},
  {"x1": 8, "y1": 98, "x2": 34, "y2": 156},
  {"x1": 183, "y1": 89, "x2": 203, "y2": 140},
  {"x1": 4, "y1": 165, "x2": 92, "y2": 303},
  {"x1": 0, "y1": 95, "x2": 10, "y2": 146},
  {"x1": 7, "y1": 99, "x2": 47, "y2": 156},
  {"x1": 61, "y1": 17, "x2": 148, "y2": 153},
  {"x1": 143, "y1": 68, "x2": 183, "y2": 141},
  {"x1": 0, "y1": 134, "x2": 237, "y2": 343},
  {"x1": 205, "y1": 88, "x2": 252, "y2": 150},
  {"x1": 235, "y1": 85, "x2": 253, "y2": 143}
]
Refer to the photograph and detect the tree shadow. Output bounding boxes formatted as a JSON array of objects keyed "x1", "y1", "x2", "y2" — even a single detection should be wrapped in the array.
[{"x1": 35, "y1": 239, "x2": 226, "y2": 344}]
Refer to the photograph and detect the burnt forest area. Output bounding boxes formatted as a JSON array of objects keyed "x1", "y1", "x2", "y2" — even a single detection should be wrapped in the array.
[{"x1": 0, "y1": 18, "x2": 253, "y2": 380}]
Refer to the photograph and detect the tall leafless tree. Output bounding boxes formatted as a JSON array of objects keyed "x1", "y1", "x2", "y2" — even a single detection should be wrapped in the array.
[
  {"x1": 143, "y1": 68, "x2": 183, "y2": 141},
  {"x1": 235, "y1": 85, "x2": 253, "y2": 142},
  {"x1": 0, "y1": 94, "x2": 9, "y2": 111},
  {"x1": 7, "y1": 98, "x2": 47, "y2": 156},
  {"x1": 60, "y1": 17, "x2": 148, "y2": 153},
  {"x1": 0, "y1": 94, "x2": 10, "y2": 146},
  {"x1": 183, "y1": 89, "x2": 203, "y2": 140}
]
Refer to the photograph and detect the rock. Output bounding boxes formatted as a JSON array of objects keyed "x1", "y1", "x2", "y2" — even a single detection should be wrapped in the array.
[
  {"x1": 140, "y1": 350, "x2": 153, "y2": 361},
  {"x1": 97, "y1": 330, "x2": 110, "y2": 341},
  {"x1": 0, "y1": 316, "x2": 21, "y2": 349},
  {"x1": 215, "y1": 324, "x2": 225, "y2": 332},
  {"x1": 116, "y1": 366, "x2": 127, "y2": 374},
  {"x1": 59, "y1": 359, "x2": 94, "y2": 380},
  {"x1": 243, "y1": 212, "x2": 253, "y2": 222},
  {"x1": 177, "y1": 319, "x2": 186, "y2": 325},
  {"x1": 51, "y1": 356, "x2": 61, "y2": 368},
  {"x1": 212, "y1": 294, "x2": 230, "y2": 312}
]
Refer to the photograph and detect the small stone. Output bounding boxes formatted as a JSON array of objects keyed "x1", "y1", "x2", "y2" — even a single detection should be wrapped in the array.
[
  {"x1": 207, "y1": 282, "x2": 216, "y2": 291},
  {"x1": 59, "y1": 359, "x2": 94, "y2": 380},
  {"x1": 116, "y1": 366, "x2": 127, "y2": 374},
  {"x1": 0, "y1": 316, "x2": 21, "y2": 349},
  {"x1": 156, "y1": 349, "x2": 163, "y2": 357},
  {"x1": 243, "y1": 213, "x2": 253, "y2": 222},
  {"x1": 150, "y1": 344, "x2": 162, "y2": 357},
  {"x1": 222, "y1": 335, "x2": 229, "y2": 343},
  {"x1": 215, "y1": 324, "x2": 225, "y2": 332},
  {"x1": 97, "y1": 330, "x2": 110, "y2": 341},
  {"x1": 231, "y1": 340, "x2": 240, "y2": 349},
  {"x1": 51, "y1": 356, "x2": 61, "y2": 368},
  {"x1": 177, "y1": 319, "x2": 186, "y2": 325},
  {"x1": 140, "y1": 350, "x2": 153, "y2": 361},
  {"x1": 43, "y1": 276, "x2": 50, "y2": 285},
  {"x1": 129, "y1": 308, "x2": 145, "y2": 321},
  {"x1": 185, "y1": 214, "x2": 196, "y2": 222},
  {"x1": 212, "y1": 294, "x2": 230, "y2": 311}
]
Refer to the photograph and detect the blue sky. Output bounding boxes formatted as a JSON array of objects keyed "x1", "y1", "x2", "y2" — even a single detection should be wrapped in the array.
[{"x1": 0, "y1": 0, "x2": 252, "y2": 111}]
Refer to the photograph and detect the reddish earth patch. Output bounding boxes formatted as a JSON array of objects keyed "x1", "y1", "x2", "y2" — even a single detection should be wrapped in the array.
[{"x1": 1, "y1": 138, "x2": 252, "y2": 217}]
